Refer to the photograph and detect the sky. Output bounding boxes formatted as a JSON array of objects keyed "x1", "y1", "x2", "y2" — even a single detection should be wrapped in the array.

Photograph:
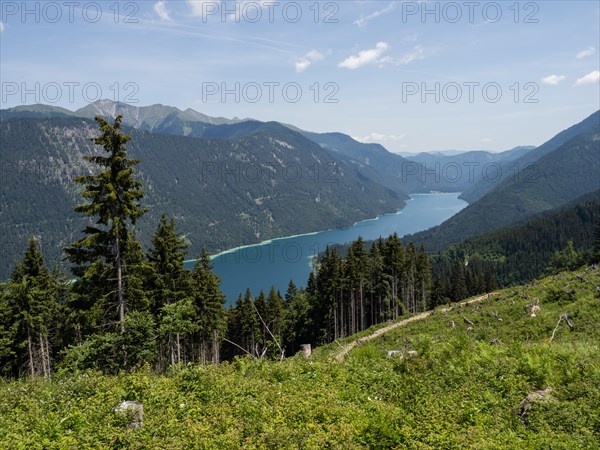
[{"x1": 0, "y1": 0, "x2": 599, "y2": 153}]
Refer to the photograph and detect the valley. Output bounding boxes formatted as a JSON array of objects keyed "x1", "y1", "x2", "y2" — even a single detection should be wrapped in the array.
[
  {"x1": 192, "y1": 192, "x2": 467, "y2": 303},
  {"x1": 2, "y1": 2, "x2": 599, "y2": 447}
]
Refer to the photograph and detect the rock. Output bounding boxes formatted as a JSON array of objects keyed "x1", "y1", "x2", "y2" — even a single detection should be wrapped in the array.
[
  {"x1": 115, "y1": 401, "x2": 143, "y2": 430},
  {"x1": 448, "y1": 320, "x2": 456, "y2": 328},
  {"x1": 489, "y1": 338, "x2": 505, "y2": 346},
  {"x1": 519, "y1": 387, "x2": 557, "y2": 423},
  {"x1": 466, "y1": 326, "x2": 474, "y2": 332},
  {"x1": 406, "y1": 350, "x2": 419, "y2": 358},
  {"x1": 387, "y1": 350, "x2": 402, "y2": 358}
]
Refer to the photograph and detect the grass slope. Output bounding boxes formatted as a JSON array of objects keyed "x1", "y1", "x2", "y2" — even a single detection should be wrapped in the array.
[{"x1": 1, "y1": 268, "x2": 599, "y2": 449}]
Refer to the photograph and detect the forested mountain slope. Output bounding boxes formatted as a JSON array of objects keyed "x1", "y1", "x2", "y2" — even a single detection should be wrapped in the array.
[
  {"x1": 0, "y1": 118, "x2": 405, "y2": 279},
  {"x1": 460, "y1": 110, "x2": 600, "y2": 203},
  {"x1": 405, "y1": 124, "x2": 600, "y2": 250},
  {"x1": 431, "y1": 190, "x2": 600, "y2": 287}
]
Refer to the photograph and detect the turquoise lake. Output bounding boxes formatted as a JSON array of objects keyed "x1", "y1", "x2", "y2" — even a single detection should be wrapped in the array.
[{"x1": 185, "y1": 193, "x2": 468, "y2": 304}]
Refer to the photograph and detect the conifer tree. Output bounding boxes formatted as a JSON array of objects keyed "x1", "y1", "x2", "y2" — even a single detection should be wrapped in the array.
[
  {"x1": 384, "y1": 233, "x2": 405, "y2": 319},
  {"x1": 65, "y1": 115, "x2": 147, "y2": 336},
  {"x1": 4, "y1": 238, "x2": 60, "y2": 377},
  {"x1": 483, "y1": 264, "x2": 498, "y2": 292},
  {"x1": 415, "y1": 244, "x2": 431, "y2": 312},
  {"x1": 190, "y1": 248, "x2": 226, "y2": 363},
  {"x1": 254, "y1": 291, "x2": 269, "y2": 355},
  {"x1": 306, "y1": 272, "x2": 317, "y2": 296},
  {"x1": 282, "y1": 289, "x2": 311, "y2": 355},
  {"x1": 285, "y1": 280, "x2": 298, "y2": 303},
  {"x1": 346, "y1": 238, "x2": 368, "y2": 333},
  {"x1": 148, "y1": 215, "x2": 190, "y2": 317},
  {"x1": 367, "y1": 242, "x2": 390, "y2": 324},
  {"x1": 450, "y1": 259, "x2": 468, "y2": 302},
  {"x1": 266, "y1": 287, "x2": 285, "y2": 358},
  {"x1": 227, "y1": 289, "x2": 259, "y2": 357}
]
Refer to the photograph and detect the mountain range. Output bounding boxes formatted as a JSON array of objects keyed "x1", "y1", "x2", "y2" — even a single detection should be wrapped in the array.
[
  {"x1": 0, "y1": 114, "x2": 407, "y2": 279},
  {"x1": 406, "y1": 110, "x2": 600, "y2": 250},
  {"x1": 1, "y1": 101, "x2": 598, "y2": 280}
]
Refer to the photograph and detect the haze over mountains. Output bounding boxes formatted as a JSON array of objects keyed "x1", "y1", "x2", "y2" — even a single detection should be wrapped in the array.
[
  {"x1": 406, "y1": 110, "x2": 600, "y2": 250},
  {"x1": 1, "y1": 101, "x2": 599, "y2": 279}
]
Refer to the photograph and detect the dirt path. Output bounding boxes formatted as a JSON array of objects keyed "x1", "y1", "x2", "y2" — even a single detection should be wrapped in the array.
[{"x1": 334, "y1": 293, "x2": 496, "y2": 362}]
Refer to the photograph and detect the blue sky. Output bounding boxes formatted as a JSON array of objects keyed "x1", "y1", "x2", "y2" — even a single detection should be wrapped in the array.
[{"x1": 1, "y1": 0, "x2": 598, "y2": 153}]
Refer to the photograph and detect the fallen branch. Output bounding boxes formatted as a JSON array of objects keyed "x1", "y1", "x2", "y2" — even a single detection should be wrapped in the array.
[
  {"x1": 252, "y1": 301, "x2": 285, "y2": 361},
  {"x1": 550, "y1": 313, "x2": 574, "y2": 341},
  {"x1": 222, "y1": 338, "x2": 254, "y2": 358}
]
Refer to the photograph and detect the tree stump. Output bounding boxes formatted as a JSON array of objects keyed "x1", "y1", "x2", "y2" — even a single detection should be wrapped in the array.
[
  {"x1": 115, "y1": 401, "x2": 143, "y2": 430},
  {"x1": 299, "y1": 344, "x2": 311, "y2": 358}
]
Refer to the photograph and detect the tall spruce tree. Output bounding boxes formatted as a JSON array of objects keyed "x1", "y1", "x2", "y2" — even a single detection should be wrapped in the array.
[
  {"x1": 65, "y1": 115, "x2": 147, "y2": 336},
  {"x1": 148, "y1": 215, "x2": 193, "y2": 368},
  {"x1": 450, "y1": 259, "x2": 468, "y2": 302},
  {"x1": 190, "y1": 249, "x2": 226, "y2": 363},
  {"x1": 148, "y1": 215, "x2": 191, "y2": 317}
]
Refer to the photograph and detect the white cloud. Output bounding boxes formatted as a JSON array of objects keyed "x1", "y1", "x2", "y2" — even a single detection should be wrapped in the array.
[
  {"x1": 354, "y1": 2, "x2": 395, "y2": 28},
  {"x1": 399, "y1": 45, "x2": 425, "y2": 64},
  {"x1": 481, "y1": 138, "x2": 493, "y2": 143},
  {"x1": 576, "y1": 46, "x2": 595, "y2": 59},
  {"x1": 541, "y1": 74, "x2": 566, "y2": 85},
  {"x1": 574, "y1": 70, "x2": 600, "y2": 86},
  {"x1": 154, "y1": 1, "x2": 172, "y2": 21},
  {"x1": 0, "y1": 22, "x2": 4, "y2": 33},
  {"x1": 339, "y1": 42, "x2": 390, "y2": 70},
  {"x1": 187, "y1": 1, "x2": 274, "y2": 21},
  {"x1": 353, "y1": 132, "x2": 406, "y2": 143},
  {"x1": 187, "y1": 0, "x2": 216, "y2": 18},
  {"x1": 294, "y1": 50, "x2": 325, "y2": 73}
]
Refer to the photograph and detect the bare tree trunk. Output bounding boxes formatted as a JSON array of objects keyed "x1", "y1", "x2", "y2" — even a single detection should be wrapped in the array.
[
  {"x1": 115, "y1": 232, "x2": 125, "y2": 333},
  {"x1": 349, "y1": 291, "x2": 353, "y2": 336},
  {"x1": 39, "y1": 333, "x2": 51, "y2": 379},
  {"x1": 359, "y1": 282, "x2": 364, "y2": 331},
  {"x1": 212, "y1": 330, "x2": 220, "y2": 365},
  {"x1": 339, "y1": 290, "x2": 344, "y2": 338},
  {"x1": 333, "y1": 300, "x2": 338, "y2": 340},
  {"x1": 170, "y1": 335, "x2": 175, "y2": 366},
  {"x1": 115, "y1": 231, "x2": 128, "y2": 369},
  {"x1": 176, "y1": 332, "x2": 181, "y2": 364},
  {"x1": 27, "y1": 326, "x2": 34, "y2": 377}
]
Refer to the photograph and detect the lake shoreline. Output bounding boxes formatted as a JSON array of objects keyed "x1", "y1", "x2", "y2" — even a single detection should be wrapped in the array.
[
  {"x1": 186, "y1": 193, "x2": 467, "y2": 303},
  {"x1": 185, "y1": 192, "x2": 463, "y2": 265}
]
